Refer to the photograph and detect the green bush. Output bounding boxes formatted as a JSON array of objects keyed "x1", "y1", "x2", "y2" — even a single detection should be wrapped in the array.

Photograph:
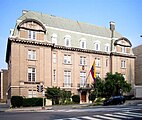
[
  {"x1": 23, "y1": 98, "x2": 43, "y2": 107},
  {"x1": 11, "y1": 96, "x2": 23, "y2": 108},
  {"x1": 72, "y1": 95, "x2": 80, "y2": 103},
  {"x1": 89, "y1": 93, "x2": 96, "y2": 102}
]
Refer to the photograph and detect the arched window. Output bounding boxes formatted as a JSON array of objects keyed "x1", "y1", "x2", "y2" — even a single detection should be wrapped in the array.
[
  {"x1": 105, "y1": 43, "x2": 110, "y2": 52},
  {"x1": 94, "y1": 41, "x2": 100, "y2": 51},
  {"x1": 80, "y1": 38, "x2": 86, "y2": 49},
  {"x1": 64, "y1": 35, "x2": 71, "y2": 47},
  {"x1": 51, "y1": 33, "x2": 57, "y2": 45}
]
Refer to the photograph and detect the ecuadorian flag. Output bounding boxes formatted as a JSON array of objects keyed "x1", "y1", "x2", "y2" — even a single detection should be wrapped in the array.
[{"x1": 90, "y1": 60, "x2": 96, "y2": 82}]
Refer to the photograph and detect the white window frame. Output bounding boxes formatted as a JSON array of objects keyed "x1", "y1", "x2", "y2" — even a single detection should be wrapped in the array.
[
  {"x1": 106, "y1": 58, "x2": 109, "y2": 67},
  {"x1": 53, "y1": 53, "x2": 56, "y2": 63},
  {"x1": 28, "y1": 90, "x2": 36, "y2": 98},
  {"x1": 28, "y1": 50, "x2": 36, "y2": 60},
  {"x1": 121, "y1": 46, "x2": 126, "y2": 53},
  {"x1": 96, "y1": 72, "x2": 100, "y2": 78},
  {"x1": 64, "y1": 54, "x2": 71, "y2": 64},
  {"x1": 64, "y1": 35, "x2": 71, "y2": 47},
  {"x1": 105, "y1": 43, "x2": 110, "y2": 52},
  {"x1": 53, "y1": 69, "x2": 56, "y2": 83},
  {"x1": 51, "y1": 33, "x2": 57, "y2": 45},
  {"x1": 64, "y1": 70, "x2": 71, "y2": 87},
  {"x1": 80, "y1": 72, "x2": 86, "y2": 87},
  {"x1": 121, "y1": 60, "x2": 126, "y2": 68},
  {"x1": 94, "y1": 41, "x2": 100, "y2": 51},
  {"x1": 96, "y1": 58, "x2": 101, "y2": 67},
  {"x1": 80, "y1": 39, "x2": 86, "y2": 49},
  {"x1": 80, "y1": 56, "x2": 86, "y2": 65},
  {"x1": 28, "y1": 67, "x2": 36, "y2": 82},
  {"x1": 122, "y1": 74, "x2": 126, "y2": 80},
  {"x1": 28, "y1": 30, "x2": 36, "y2": 39}
]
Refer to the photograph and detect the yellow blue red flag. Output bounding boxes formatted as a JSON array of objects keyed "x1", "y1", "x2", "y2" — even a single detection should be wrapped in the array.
[{"x1": 90, "y1": 60, "x2": 96, "y2": 82}]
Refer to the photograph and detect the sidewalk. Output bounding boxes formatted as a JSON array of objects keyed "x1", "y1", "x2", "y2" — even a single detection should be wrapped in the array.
[{"x1": 4, "y1": 99, "x2": 142, "y2": 112}]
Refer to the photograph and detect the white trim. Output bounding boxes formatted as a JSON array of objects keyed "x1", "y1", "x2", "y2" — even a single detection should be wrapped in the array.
[{"x1": 46, "y1": 26, "x2": 115, "y2": 40}]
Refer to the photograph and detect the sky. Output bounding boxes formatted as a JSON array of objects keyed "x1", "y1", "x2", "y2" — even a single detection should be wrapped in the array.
[{"x1": 0, "y1": 0, "x2": 142, "y2": 69}]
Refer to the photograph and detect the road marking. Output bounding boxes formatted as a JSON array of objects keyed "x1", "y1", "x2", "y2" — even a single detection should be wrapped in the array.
[
  {"x1": 126, "y1": 111, "x2": 142, "y2": 116},
  {"x1": 116, "y1": 112, "x2": 142, "y2": 118},
  {"x1": 105, "y1": 113, "x2": 132, "y2": 119},
  {"x1": 94, "y1": 115, "x2": 121, "y2": 120},
  {"x1": 82, "y1": 116, "x2": 101, "y2": 120},
  {"x1": 68, "y1": 118, "x2": 81, "y2": 120},
  {"x1": 54, "y1": 111, "x2": 142, "y2": 120}
]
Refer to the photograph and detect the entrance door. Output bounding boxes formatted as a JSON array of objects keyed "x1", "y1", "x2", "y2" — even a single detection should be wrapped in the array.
[{"x1": 81, "y1": 91, "x2": 87, "y2": 103}]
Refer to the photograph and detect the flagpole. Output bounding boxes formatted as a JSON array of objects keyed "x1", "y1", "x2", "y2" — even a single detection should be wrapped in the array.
[{"x1": 83, "y1": 70, "x2": 91, "y2": 87}]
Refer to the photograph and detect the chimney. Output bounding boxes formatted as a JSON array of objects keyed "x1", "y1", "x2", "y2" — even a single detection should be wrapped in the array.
[
  {"x1": 22, "y1": 10, "x2": 28, "y2": 15},
  {"x1": 110, "y1": 21, "x2": 115, "y2": 38}
]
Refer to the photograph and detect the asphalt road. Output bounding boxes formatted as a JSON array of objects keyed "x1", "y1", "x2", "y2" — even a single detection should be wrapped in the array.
[{"x1": 0, "y1": 104, "x2": 142, "y2": 120}]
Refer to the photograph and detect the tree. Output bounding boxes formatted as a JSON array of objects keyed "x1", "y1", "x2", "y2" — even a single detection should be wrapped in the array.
[
  {"x1": 104, "y1": 72, "x2": 132, "y2": 98},
  {"x1": 60, "y1": 89, "x2": 71, "y2": 104},
  {"x1": 45, "y1": 86, "x2": 61, "y2": 105},
  {"x1": 92, "y1": 77, "x2": 105, "y2": 98},
  {"x1": 45, "y1": 87, "x2": 72, "y2": 105},
  {"x1": 91, "y1": 72, "x2": 132, "y2": 99}
]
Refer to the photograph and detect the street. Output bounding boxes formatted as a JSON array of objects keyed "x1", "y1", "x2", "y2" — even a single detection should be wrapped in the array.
[{"x1": 0, "y1": 103, "x2": 142, "y2": 120}]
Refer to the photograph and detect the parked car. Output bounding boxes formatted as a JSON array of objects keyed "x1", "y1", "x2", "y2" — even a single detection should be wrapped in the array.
[{"x1": 103, "y1": 96, "x2": 125, "y2": 106}]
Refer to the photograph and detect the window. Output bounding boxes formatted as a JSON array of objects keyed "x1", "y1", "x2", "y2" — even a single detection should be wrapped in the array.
[
  {"x1": 64, "y1": 54, "x2": 71, "y2": 64},
  {"x1": 53, "y1": 53, "x2": 56, "y2": 63},
  {"x1": 64, "y1": 70, "x2": 71, "y2": 87},
  {"x1": 28, "y1": 68, "x2": 36, "y2": 82},
  {"x1": 51, "y1": 33, "x2": 57, "y2": 45},
  {"x1": 122, "y1": 74, "x2": 126, "y2": 80},
  {"x1": 64, "y1": 35, "x2": 71, "y2": 47},
  {"x1": 96, "y1": 72, "x2": 100, "y2": 78},
  {"x1": 53, "y1": 69, "x2": 56, "y2": 83},
  {"x1": 28, "y1": 50, "x2": 36, "y2": 60},
  {"x1": 80, "y1": 56, "x2": 86, "y2": 65},
  {"x1": 94, "y1": 41, "x2": 100, "y2": 51},
  {"x1": 121, "y1": 46, "x2": 126, "y2": 53},
  {"x1": 96, "y1": 58, "x2": 101, "y2": 67},
  {"x1": 80, "y1": 72, "x2": 86, "y2": 87},
  {"x1": 28, "y1": 30, "x2": 36, "y2": 39},
  {"x1": 80, "y1": 39, "x2": 86, "y2": 49},
  {"x1": 121, "y1": 60, "x2": 126, "y2": 68},
  {"x1": 28, "y1": 90, "x2": 36, "y2": 98},
  {"x1": 106, "y1": 58, "x2": 109, "y2": 67},
  {"x1": 105, "y1": 44, "x2": 110, "y2": 52}
]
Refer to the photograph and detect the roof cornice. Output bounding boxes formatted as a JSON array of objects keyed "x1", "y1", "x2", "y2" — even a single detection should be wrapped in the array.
[{"x1": 8, "y1": 37, "x2": 135, "y2": 58}]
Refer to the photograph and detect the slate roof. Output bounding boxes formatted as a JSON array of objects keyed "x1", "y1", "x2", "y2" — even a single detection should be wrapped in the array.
[{"x1": 17, "y1": 10, "x2": 122, "y2": 38}]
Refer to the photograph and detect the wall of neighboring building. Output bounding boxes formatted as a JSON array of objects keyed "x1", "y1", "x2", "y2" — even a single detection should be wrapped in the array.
[
  {"x1": 0, "y1": 69, "x2": 8, "y2": 103},
  {"x1": 133, "y1": 45, "x2": 142, "y2": 85},
  {"x1": 133, "y1": 45, "x2": 142, "y2": 98}
]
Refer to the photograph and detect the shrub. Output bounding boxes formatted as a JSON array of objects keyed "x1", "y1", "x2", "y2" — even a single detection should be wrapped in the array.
[
  {"x1": 72, "y1": 95, "x2": 80, "y2": 103},
  {"x1": 11, "y1": 96, "x2": 23, "y2": 108},
  {"x1": 89, "y1": 93, "x2": 96, "y2": 102},
  {"x1": 23, "y1": 98, "x2": 43, "y2": 107}
]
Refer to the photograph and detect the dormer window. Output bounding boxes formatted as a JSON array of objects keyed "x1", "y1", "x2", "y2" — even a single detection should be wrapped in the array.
[
  {"x1": 64, "y1": 35, "x2": 71, "y2": 47},
  {"x1": 94, "y1": 41, "x2": 100, "y2": 51},
  {"x1": 80, "y1": 38, "x2": 86, "y2": 49},
  {"x1": 105, "y1": 43, "x2": 110, "y2": 52},
  {"x1": 28, "y1": 30, "x2": 36, "y2": 39},
  {"x1": 51, "y1": 33, "x2": 57, "y2": 45},
  {"x1": 121, "y1": 46, "x2": 126, "y2": 53}
]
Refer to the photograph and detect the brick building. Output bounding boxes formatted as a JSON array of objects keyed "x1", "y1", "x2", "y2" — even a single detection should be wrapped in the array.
[{"x1": 6, "y1": 10, "x2": 135, "y2": 103}]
